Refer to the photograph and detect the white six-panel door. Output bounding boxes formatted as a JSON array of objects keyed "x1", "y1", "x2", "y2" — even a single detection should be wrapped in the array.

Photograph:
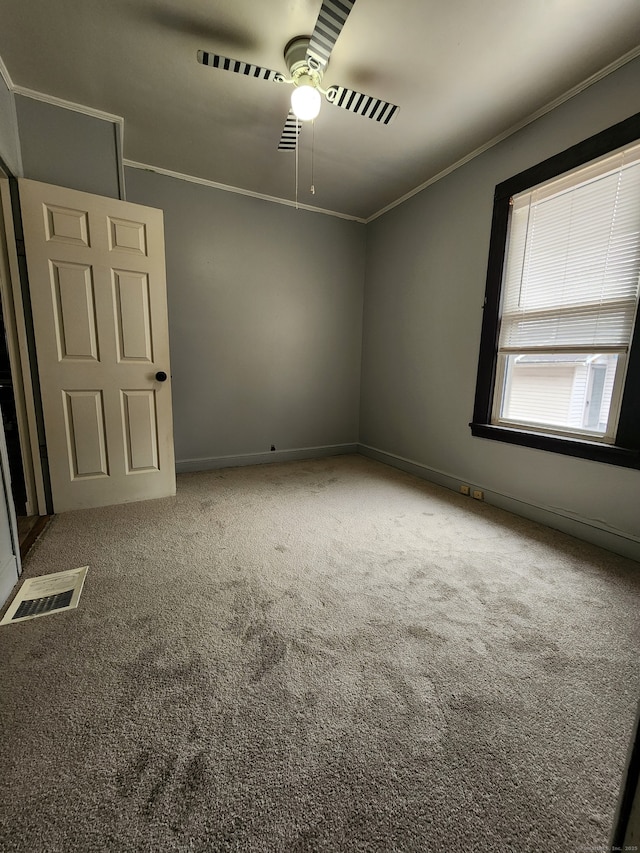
[{"x1": 19, "y1": 179, "x2": 175, "y2": 512}]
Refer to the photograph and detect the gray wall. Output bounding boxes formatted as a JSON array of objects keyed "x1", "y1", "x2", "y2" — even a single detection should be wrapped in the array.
[
  {"x1": 360, "y1": 56, "x2": 640, "y2": 556},
  {"x1": 15, "y1": 95, "x2": 120, "y2": 198},
  {"x1": 0, "y1": 72, "x2": 20, "y2": 175},
  {"x1": 10, "y1": 88, "x2": 365, "y2": 468},
  {"x1": 126, "y1": 167, "x2": 365, "y2": 466}
]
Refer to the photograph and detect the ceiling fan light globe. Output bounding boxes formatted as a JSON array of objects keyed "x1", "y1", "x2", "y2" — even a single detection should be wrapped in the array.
[{"x1": 291, "y1": 85, "x2": 321, "y2": 121}]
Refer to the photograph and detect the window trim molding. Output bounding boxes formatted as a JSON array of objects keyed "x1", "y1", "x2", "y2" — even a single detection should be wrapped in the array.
[{"x1": 471, "y1": 111, "x2": 640, "y2": 470}]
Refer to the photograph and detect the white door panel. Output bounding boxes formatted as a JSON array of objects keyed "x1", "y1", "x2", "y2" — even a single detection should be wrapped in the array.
[{"x1": 19, "y1": 179, "x2": 175, "y2": 512}]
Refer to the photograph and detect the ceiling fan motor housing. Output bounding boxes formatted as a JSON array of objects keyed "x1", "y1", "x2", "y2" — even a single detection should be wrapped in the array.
[{"x1": 284, "y1": 36, "x2": 324, "y2": 88}]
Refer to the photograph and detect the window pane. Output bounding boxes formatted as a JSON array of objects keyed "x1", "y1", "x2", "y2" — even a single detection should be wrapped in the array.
[
  {"x1": 499, "y1": 353, "x2": 619, "y2": 434},
  {"x1": 500, "y1": 157, "x2": 640, "y2": 351}
]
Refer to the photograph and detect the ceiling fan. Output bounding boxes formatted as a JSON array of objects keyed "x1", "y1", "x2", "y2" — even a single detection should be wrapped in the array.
[{"x1": 197, "y1": 0, "x2": 399, "y2": 150}]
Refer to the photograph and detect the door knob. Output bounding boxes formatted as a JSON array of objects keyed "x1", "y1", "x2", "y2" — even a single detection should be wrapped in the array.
[{"x1": 155, "y1": 371, "x2": 168, "y2": 382}]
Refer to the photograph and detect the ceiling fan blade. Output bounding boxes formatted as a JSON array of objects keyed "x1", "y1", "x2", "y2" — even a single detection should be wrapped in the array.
[
  {"x1": 325, "y1": 85, "x2": 399, "y2": 124},
  {"x1": 306, "y1": 0, "x2": 356, "y2": 71},
  {"x1": 278, "y1": 111, "x2": 303, "y2": 150},
  {"x1": 197, "y1": 50, "x2": 285, "y2": 82}
]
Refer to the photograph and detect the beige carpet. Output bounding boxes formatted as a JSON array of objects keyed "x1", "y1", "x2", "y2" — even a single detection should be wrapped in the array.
[{"x1": 0, "y1": 454, "x2": 638, "y2": 852}]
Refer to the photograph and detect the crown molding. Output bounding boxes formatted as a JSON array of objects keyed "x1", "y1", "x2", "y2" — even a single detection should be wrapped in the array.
[
  {"x1": 123, "y1": 160, "x2": 367, "y2": 223},
  {"x1": 0, "y1": 54, "x2": 14, "y2": 89},
  {"x1": 0, "y1": 55, "x2": 22, "y2": 175},
  {"x1": 11, "y1": 85, "x2": 124, "y2": 128},
  {"x1": 366, "y1": 44, "x2": 640, "y2": 223}
]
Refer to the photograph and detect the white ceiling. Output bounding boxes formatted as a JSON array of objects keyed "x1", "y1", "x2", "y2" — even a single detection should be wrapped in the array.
[{"x1": 1, "y1": 0, "x2": 640, "y2": 220}]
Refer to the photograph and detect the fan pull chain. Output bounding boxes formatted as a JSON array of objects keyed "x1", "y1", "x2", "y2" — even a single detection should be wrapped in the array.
[
  {"x1": 310, "y1": 120, "x2": 315, "y2": 195},
  {"x1": 295, "y1": 116, "x2": 299, "y2": 210}
]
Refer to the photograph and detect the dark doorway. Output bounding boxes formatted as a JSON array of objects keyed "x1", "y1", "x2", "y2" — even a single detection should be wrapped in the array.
[{"x1": 0, "y1": 299, "x2": 27, "y2": 515}]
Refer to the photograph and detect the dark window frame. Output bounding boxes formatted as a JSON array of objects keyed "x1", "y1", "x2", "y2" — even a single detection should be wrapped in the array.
[{"x1": 471, "y1": 111, "x2": 640, "y2": 470}]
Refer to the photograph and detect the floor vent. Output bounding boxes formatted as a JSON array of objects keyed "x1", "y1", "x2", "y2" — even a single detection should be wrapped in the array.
[
  {"x1": 14, "y1": 590, "x2": 74, "y2": 620},
  {"x1": 1, "y1": 566, "x2": 88, "y2": 626}
]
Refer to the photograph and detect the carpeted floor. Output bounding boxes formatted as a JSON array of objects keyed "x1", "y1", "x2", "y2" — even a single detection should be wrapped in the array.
[{"x1": 0, "y1": 454, "x2": 638, "y2": 852}]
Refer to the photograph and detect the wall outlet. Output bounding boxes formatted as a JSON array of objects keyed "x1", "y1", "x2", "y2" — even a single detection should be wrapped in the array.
[
  {"x1": 460, "y1": 484, "x2": 471, "y2": 496},
  {"x1": 472, "y1": 489, "x2": 484, "y2": 501}
]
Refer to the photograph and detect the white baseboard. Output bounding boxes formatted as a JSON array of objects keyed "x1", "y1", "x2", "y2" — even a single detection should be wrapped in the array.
[
  {"x1": 176, "y1": 443, "x2": 358, "y2": 474},
  {"x1": 359, "y1": 444, "x2": 640, "y2": 563}
]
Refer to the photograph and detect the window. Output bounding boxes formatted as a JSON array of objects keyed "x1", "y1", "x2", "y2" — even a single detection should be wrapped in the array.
[{"x1": 472, "y1": 113, "x2": 640, "y2": 469}]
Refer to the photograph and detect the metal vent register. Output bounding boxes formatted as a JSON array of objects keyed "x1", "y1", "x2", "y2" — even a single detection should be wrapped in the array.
[{"x1": 1, "y1": 567, "x2": 88, "y2": 625}]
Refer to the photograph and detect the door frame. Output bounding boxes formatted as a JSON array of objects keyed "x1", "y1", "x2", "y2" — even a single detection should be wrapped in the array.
[
  {"x1": 0, "y1": 167, "x2": 47, "y2": 516},
  {"x1": 0, "y1": 401, "x2": 21, "y2": 607}
]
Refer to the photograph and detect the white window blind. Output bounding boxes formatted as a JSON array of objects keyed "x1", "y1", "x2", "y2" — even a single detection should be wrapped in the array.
[{"x1": 499, "y1": 142, "x2": 640, "y2": 354}]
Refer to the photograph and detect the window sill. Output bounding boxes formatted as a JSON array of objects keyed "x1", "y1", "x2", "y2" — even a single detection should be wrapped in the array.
[{"x1": 469, "y1": 422, "x2": 640, "y2": 469}]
